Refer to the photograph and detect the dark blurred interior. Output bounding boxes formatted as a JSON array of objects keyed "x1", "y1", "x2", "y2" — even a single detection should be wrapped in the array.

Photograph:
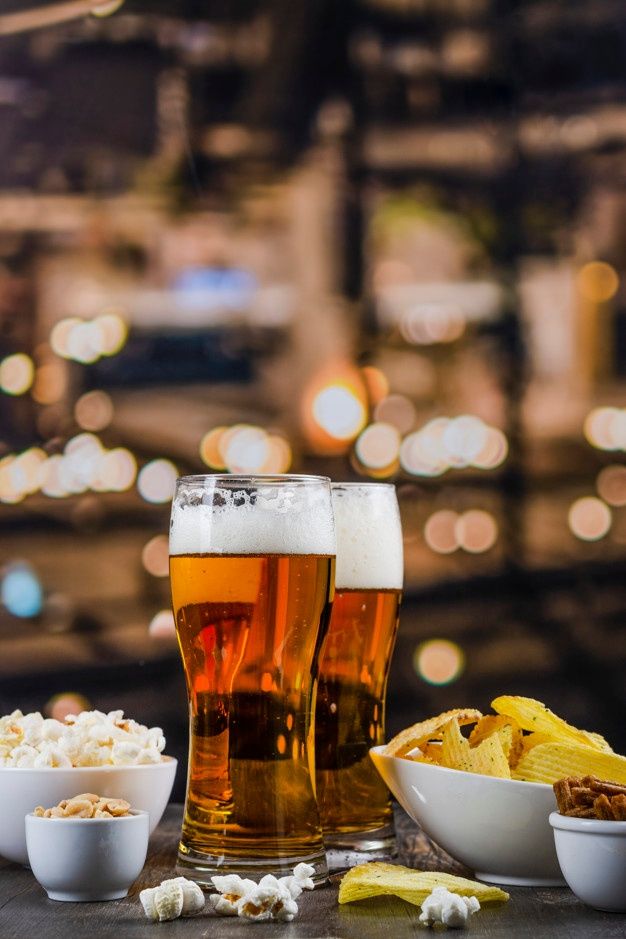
[{"x1": 1, "y1": 0, "x2": 626, "y2": 797}]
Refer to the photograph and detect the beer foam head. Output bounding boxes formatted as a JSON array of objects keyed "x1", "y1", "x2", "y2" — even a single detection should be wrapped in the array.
[
  {"x1": 331, "y1": 483, "x2": 403, "y2": 590},
  {"x1": 170, "y1": 476, "x2": 336, "y2": 556}
]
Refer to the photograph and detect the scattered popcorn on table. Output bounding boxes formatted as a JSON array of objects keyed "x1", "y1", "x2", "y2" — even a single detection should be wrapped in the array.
[
  {"x1": 0, "y1": 709, "x2": 166, "y2": 767},
  {"x1": 210, "y1": 862, "x2": 315, "y2": 923},
  {"x1": 419, "y1": 886, "x2": 480, "y2": 929},
  {"x1": 140, "y1": 878, "x2": 205, "y2": 922}
]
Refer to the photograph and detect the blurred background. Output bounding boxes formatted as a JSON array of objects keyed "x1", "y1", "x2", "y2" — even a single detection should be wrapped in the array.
[{"x1": 1, "y1": 0, "x2": 626, "y2": 795}]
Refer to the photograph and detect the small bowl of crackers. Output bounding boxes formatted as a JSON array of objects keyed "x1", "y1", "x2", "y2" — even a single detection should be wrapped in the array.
[
  {"x1": 550, "y1": 775, "x2": 626, "y2": 912},
  {"x1": 25, "y1": 793, "x2": 149, "y2": 901}
]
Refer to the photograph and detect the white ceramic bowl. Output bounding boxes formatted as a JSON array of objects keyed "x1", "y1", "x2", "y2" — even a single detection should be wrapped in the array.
[
  {"x1": 26, "y1": 809, "x2": 149, "y2": 901},
  {"x1": 370, "y1": 745, "x2": 564, "y2": 886},
  {"x1": 550, "y1": 812, "x2": 626, "y2": 911},
  {"x1": 0, "y1": 757, "x2": 177, "y2": 865}
]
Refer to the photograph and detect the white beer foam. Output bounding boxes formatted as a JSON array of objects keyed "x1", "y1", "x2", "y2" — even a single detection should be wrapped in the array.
[
  {"x1": 170, "y1": 481, "x2": 336, "y2": 556},
  {"x1": 332, "y1": 484, "x2": 403, "y2": 590}
]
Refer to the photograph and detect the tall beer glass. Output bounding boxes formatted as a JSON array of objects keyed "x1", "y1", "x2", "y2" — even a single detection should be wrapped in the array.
[
  {"x1": 315, "y1": 483, "x2": 403, "y2": 865},
  {"x1": 169, "y1": 475, "x2": 336, "y2": 884}
]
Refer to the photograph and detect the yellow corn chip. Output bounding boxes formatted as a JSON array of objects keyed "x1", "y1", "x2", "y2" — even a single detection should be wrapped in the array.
[
  {"x1": 338, "y1": 862, "x2": 509, "y2": 906},
  {"x1": 384, "y1": 709, "x2": 482, "y2": 758},
  {"x1": 441, "y1": 717, "x2": 511, "y2": 778},
  {"x1": 492, "y1": 696, "x2": 604, "y2": 751},
  {"x1": 512, "y1": 742, "x2": 626, "y2": 785}
]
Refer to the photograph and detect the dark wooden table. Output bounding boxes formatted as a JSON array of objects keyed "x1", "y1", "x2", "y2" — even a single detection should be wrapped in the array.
[{"x1": 1, "y1": 805, "x2": 624, "y2": 938}]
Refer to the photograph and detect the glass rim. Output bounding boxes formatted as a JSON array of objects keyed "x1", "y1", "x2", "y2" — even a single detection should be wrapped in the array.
[
  {"x1": 176, "y1": 473, "x2": 331, "y2": 486},
  {"x1": 331, "y1": 481, "x2": 396, "y2": 491}
]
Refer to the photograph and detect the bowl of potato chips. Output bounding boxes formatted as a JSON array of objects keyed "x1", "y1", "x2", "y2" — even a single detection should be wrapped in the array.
[{"x1": 371, "y1": 696, "x2": 626, "y2": 887}]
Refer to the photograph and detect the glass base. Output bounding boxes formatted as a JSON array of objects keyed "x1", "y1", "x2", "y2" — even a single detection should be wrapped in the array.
[
  {"x1": 324, "y1": 823, "x2": 397, "y2": 873},
  {"x1": 176, "y1": 845, "x2": 329, "y2": 889}
]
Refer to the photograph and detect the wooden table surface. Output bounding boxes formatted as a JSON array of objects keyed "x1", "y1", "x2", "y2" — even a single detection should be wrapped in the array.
[{"x1": 1, "y1": 805, "x2": 624, "y2": 938}]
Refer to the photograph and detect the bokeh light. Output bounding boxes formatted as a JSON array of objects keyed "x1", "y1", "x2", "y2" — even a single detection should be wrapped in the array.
[
  {"x1": 355, "y1": 422, "x2": 401, "y2": 470},
  {"x1": 0, "y1": 354, "x2": 35, "y2": 396},
  {"x1": 414, "y1": 639, "x2": 465, "y2": 685},
  {"x1": 142, "y1": 535, "x2": 170, "y2": 577},
  {"x1": 97, "y1": 448, "x2": 137, "y2": 492},
  {"x1": 223, "y1": 425, "x2": 270, "y2": 473},
  {"x1": 423, "y1": 510, "x2": 460, "y2": 554},
  {"x1": 584, "y1": 407, "x2": 626, "y2": 451},
  {"x1": 49, "y1": 313, "x2": 128, "y2": 364},
  {"x1": 94, "y1": 311, "x2": 128, "y2": 356},
  {"x1": 596, "y1": 465, "x2": 626, "y2": 507},
  {"x1": 1, "y1": 562, "x2": 43, "y2": 618},
  {"x1": 361, "y1": 366, "x2": 390, "y2": 405},
  {"x1": 31, "y1": 361, "x2": 67, "y2": 405},
  {"x1": 577, "y1": 261, "x2": 619, "y2": 303},
  {"x1": 568, "y1": 496, "x2": 612, "y2": 541},
  {"x1": 137, "y1": 459, "x2": 178, "y2": 503},
  {"x1": 400, "y1": 416, "x2": 507, "y2": 477},
  {"x1": 400, "y1": 303, "x2": 466, "y2": 345},
  {"x1": 74, "y1": 390, "x2": 114, "y2": 431},
  {"x1": 312, "y1": 384, "x2": 367, "y2": 441},
  {"x1": 455, "y1": 509, "x2": 498, "y2": 553},
  {"x1": 374, "y1": 394, "x2": 416, "y2": 434},
  {"x1": 200, "y1": 426, "x2": 228, "y2": 469},
  {"x1": 149, "y1": 609, "x2": 176, "y2": 639},
  {"x1": 45, "y1": 693, "x2": 91, "y2": 722},
  {"x1": 200, "y1": 425, "x2": 292, "y2": 473}
]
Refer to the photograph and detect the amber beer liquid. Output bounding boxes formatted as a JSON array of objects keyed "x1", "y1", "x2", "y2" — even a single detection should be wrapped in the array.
[
  {"x1": 316, "y1": 483, "x2": 403, "y2": 859},
  {"x1": 169, "y1": 476, "x2": 335, "y2": 884}
]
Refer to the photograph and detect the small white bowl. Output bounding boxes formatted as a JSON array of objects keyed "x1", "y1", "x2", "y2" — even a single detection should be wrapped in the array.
[
  {"x1": 370, "y1": 745, "x2": 564, "y2": 886},
  {"x1": 26, "y1": 809, "x2": 149, "y2": 901},
  {"x1": 0, "y1": 758, "x2": 177, "y2": 866},
  {"x1": 549, "y1": 812, "x2": 626, "y2": 912}
]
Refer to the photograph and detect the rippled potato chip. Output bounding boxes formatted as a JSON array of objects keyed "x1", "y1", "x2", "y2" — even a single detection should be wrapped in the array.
[
  {"x1": 492, "y1": 696, "x2": 607, "y2": 751},
  {"x1": 338, "y1": 863, "x2": 509, "y2": 907},
  {"x1": 512, "y1": 743, "x2": 626, "y2": 785},
  {"x1": 384, "y1": 709, "x2": 482, "y2": 758},
  {"x1": 441, "y1": 718, "x2": 511, "y2": 779}
]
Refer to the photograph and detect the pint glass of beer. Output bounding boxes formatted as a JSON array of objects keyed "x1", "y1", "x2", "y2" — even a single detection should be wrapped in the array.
[
  {"x1": 169, "y1": 474, "x2": 336, "y2": 884},
  {"x1": 316, "y1": 483, "x2": 403, "y2": 864}
]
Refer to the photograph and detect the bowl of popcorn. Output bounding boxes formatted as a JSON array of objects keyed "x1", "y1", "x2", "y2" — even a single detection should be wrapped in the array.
[
  {"x1": 0, "y1": 708, "x2": 177, "y2": 865},
  {"x1": 549, "y1": 774, "x2": 626, "y2": 912},
  {"x1": 26, "y1": 794, "x2": 149, "y2": 901}
]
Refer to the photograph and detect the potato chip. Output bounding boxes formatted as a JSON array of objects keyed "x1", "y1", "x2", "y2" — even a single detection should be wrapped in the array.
[
  {"x1": 441, "y1": 718, "x2": 511, "y2": 778},
  {"x1": 512, "y1": 743, "x2": 626, "y2": 785},
  {"x1": 492, "y1": 696, "x2": 605, "y2": 751},
  {"x1": 384, "y1": 709, "x2": 482, "y2": 758},
  {"x1": 338, "y1": 862, "x2": 509, "y2": 906},
  {"x1": 468, "y1": 714, "x2": 523, "y2": 767}
]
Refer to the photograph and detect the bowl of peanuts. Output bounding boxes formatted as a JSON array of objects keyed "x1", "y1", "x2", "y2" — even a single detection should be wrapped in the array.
[
  {"x1": 25, "y1": 794, "x2": 149, "y2": 901},
  {"x1": 0, "y1": 708, "x2": 177, "y2": 865}
]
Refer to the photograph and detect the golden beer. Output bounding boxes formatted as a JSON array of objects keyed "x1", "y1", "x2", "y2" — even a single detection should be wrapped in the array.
[
  {"x1": 316, "y1": 483, "x2": 403, "y2": 860},
  {"x1": 169, "y1": 476, "x2": 336, "y2": 883},
  {"x1": 316, "y1": 587, "x2": 401, "y2": 832}
]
